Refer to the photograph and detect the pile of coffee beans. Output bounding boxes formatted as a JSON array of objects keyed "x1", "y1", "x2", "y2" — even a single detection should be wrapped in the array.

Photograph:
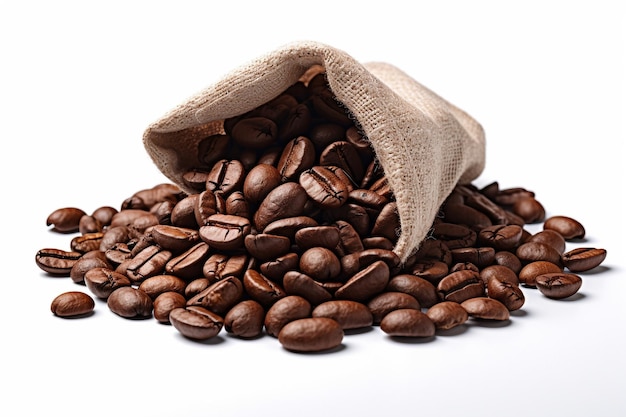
[{"x1": 36, "y1": 74, "x2": 607, "y2": 352}]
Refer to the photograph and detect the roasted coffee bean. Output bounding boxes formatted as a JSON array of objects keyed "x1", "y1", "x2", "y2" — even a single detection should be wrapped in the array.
[
  {"x1": 319, "y1": 141, "x2": 364, "y2": 184},
  {"x1": 262, "y1": 216, "x2": 319, "y2": 240},
  {"x1": 334, "y1": 260, "x2": 390, "y2": 302},
  {"x1": 512, "y1": 197, "x2": 545, "y2": 223},
  {"x1": 171, "y1": 194, "x2": 200, "y2": 228},
  {"x1": 299, "y1": 247, "x2": 341, "y2": 281},
  {"x1": 437, "y1": 270, "x2": 485, "y2": 303},
  {"x1": 260, "y1": 253, "x2": 299, "y2": 282},
  {"x1": 264, "y1": 295, "x2": 312, "y2": 337},
  {"x1": 527, "y1": 229, "x2": 566, "y2": 254},
  {"x1": 276, "y1": 136, "x2": 316, "y2": 181},
  {"x1": 182, "y1": 170, "x2": 210, "y2": 192},
  {"x1": 335, "y1": 220, "x2": 365, "y2": 254},
  {"x1": 243, "y1": 164, "x2": 283, "y2": 204},
  {"x1": 107, "y1": 287, "x2": 153, "y2": 319},
  {"x1": 125, "y1": 245, "x2": 172, "y2": 284},
  {"x1": 409, "y1": 260, "x2": 449, "y2": 284},
  {"x1": 230, "y1": 116, "x2": 278, "y2": 149},
  {"x1": 187, "y1": 276, "x2": 244, "y2": 315},
  {"x1": 477, "y1": 225, "x2": 523, "y2": 251},
  {"x1": 51, "y1": 291, "x2": 95, "y2": 317},
  {"x1": 91, "y1": 206, "x2": 118, "y2": 227},
  {"x1": 518, "y1": 261, "x2": 563, "y2": 287},
  {"x1": 371, "y1": 202, "x2": 400, "y2": 243},
  {"x1": 170, "y1": 306, "x2": 224, "y2": 340},
  {"x1": 84, "y1": 267, "x2": 132, "y2": 299},
  {"x1": 464, "y1": 190, "x2": 509, "y2": 225},
  {"x1": 69, "y1": 256, "x2": 111, "y2": 284},
  {"x1": 202, "y1": 253, "x2": 248, "y2": 282},
  {"x1": 311, "y1": 300, "x2": 373, "y2": 330},
  {"x1": 99, "y1": 226, "x2": 131, "y2": 252},
  {"x1": 461, "y1": 297, "x2": 510, "y2": 321},
  {"x1": 535, "y1": 273, "x2": 583, "y2": 299},
  {"x1": 450, "y1": 247, "x2": 495, "y2": 268},
  {"x1": 340, "y1": 249, "x2": 401, "y2": 278},
  {"x1": 494, "y1": 251, "x2": 522, "y2": 274},
  {"x1": 111, "y1": 209, "x2": 158, "y2": 230},
  {"x1": 199, "y1": 214, "x2": 251, "y2": 251},
  {"x1": 479, "y1": 265, "x2": 519, "y2": 286},
  {"x1": 442, "y1": 203, "x2": 493, "y2": 232},
  {"x1": 380, "y1": 309, "x2": 435, "y2": 338},
  {"x1": 197, "y1": 134, "x2": 231, "y2": 167},
  {"x1": 70, "y1": 232, "x2": 104, "y2": 254},
  {"x1": 122, "y1": 183, "x2": 182, "y2": 210},
  {"x1": 244, "y1": 233, "x2": 291, "y2": 262},
  {"x1": 516, "y1": 242, "x2": 561, "y2": 265},
  {"x1": 543, "y1": 216, "x2": 586, "y2": 240},
  {"x1": 164, "y1": 241, "x2": 210, "y2": 280},
  {"x1": 561, "y1": 247, "x2": 607, "y2": 272},
  {"x1": 426, "y1": 301, "x2": 468, "y2": 331},
  {"x1": 414, "y1": 239, "x2": 453, "y2": 266},
  {"x1": 105, "y1": 243, "x2": 132, "y2": 266},
  {"x1": 79, "y1": 215, "x2": 103, "y2": 234},
  {"x1": 294, "y1": 225, "x2": 340, "y2": 250},
  {"x1": 386, "y1": 274, "x2": 439, "y2": 308},
  {"x1": 153, "y1": 291, "x2": 187, "y2": 323},
  {"x1": 282, "y1": 271, "x2": 333, "y2": 306},
  {"x1": 362, "y1": 236, "x2": 394, "y2": 251},
  {"x1": 433, "y1": 223, "x2": 477, "y2": 249},
  {"x1": 205, "y1": 159, "x2": 245, "y2": 195},
  {"x1": 150, "y1": 225, "x2": 200, "y2": 253},
  {"x1": 224, "y1": 300, "x2": 266, "y2": 338},
  {"x1": 348, "y1": 188, "x2": 388, "y2": 211},
  {"x1": 492, "y1": 186, "x2": 535, "y2": 206},
  {"x1": 35, "y1": 248, "x2": 82, "y2": 276},
  {"x1": 149, "y1": 200, "x2": 175, "y2": 225},
  {"x1": 194, "y1": 190, "x2": 219, "y2": 226},
  {"x1": 225, "y1": 191, "x2": 250, "y2": 218},
  {"x1": 278, "y1": 103, "x2": 312, "y2": 142},
  {"x1": 486, "y1": 278, "x2": 525, "y2": 311},
  {"x1": 367, "y1": 292, "x2": 421, "y2": 325},
  {"x1": 184, "y1": 278, "x2": 213, "y2": 299},
  {"x1": 254, "y1": 182, "x2": 308, "y2": 231},
  {"x1": 47, "y1": 207, "x2": 87, "y2": 233},
  {"x1": 138, "y1": 275, "x2": 187, "y2": 300},
  {"x1": 449, "y1": 262, "x2": 479, "y2": 273},
  {"x1": 299, "y1": 165, "x2": 350, "y2": 209},
  {"x1": 278, "y1": 317, "x2": 344, "y2": 352},
  {"x1": 243, "y1": 270, "x2": 287, "y2": 308}
]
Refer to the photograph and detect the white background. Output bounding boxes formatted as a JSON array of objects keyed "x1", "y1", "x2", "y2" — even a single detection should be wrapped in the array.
[{"x1": 1, "y1": 1, "x2": 624, "y2": 416}]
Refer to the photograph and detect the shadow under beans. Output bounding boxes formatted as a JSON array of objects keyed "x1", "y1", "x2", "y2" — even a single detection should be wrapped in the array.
[
  {"x1": 176, "y1": 334, "x2": 227, "y2": 346},
  {"x1": 466, "y1": 318, "x2": 512, "y2": 329},
  {"x1": 388, "y1": 335, "x2": 436, "y2": 344},
  {"x1": 55, "y1": 311, "x2": 96, "y2": 319},
  {"x1": 544, "y1": 292, "x2": 586, "y2": 302},
  {"x1": 282, "y1": 344, "x2": 348, "y2": 355},
  {"x1": 435, "y1": 324, "x2": 469, "y2": 337},
  {"x1": 510, "y1": 309, "x2": 528, "y2": 318},
  {"x1": 344, "y1": 326, "x2": 375, "y2": 336},
  {"x1": 580, "y1": 265, "x2": 611, "y2": 275}
]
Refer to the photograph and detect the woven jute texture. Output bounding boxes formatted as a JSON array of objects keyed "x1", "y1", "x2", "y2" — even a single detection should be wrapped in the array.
[{"x1": 143, "y1": 40, "x2": 486, "y2": 263}]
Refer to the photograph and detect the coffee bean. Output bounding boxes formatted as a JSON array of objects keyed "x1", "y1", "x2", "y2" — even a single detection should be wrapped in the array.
[
  {"x1": 426, "y1": 301, "x2": 468, "y2": 330},
  {"x1": 386, "y1": 274, "x2": 439, "y2": 308},
  {"x1": 70, "y1": 232, "x2": 104, "y2": 254},
  {"x1": 561, "y1": 247, "x2": 607, "y2": 272},
  {"x1": 479, "y1": 265, "x2": 519, "y2": 286},
  {"x1": 278, "y1": 317, "x2": 344, "y2": 352},
  {"x1": 243, "y1": 164, "x2": 283, "y2": 205},
  {"x1": 450, "y1": 247, "x2": 495, "y2": 269},
  {"x1": 253, "y1": 182, "x2": 308, "y2": 231},
  {"x1": 153, "y1": 291, "x2": 187, "y2": 323},
  {"x1": 518, "y1": 261, "x2": 563, "y2": 287},
  {"x1": 544, "y1": 216, "x2": 586, "y2": 240},
  {"x1": 187, "y1": 276, "x2": 244, "y2": 315},
  {"x1": 299, "y1": 247, "x2": 341, "y2": 281},
  {"x1": 282, "y1": 271, "x2": 333, "y2": 306},
  {"x1": 294, "y1": 226, "x2": 340, "y2": 250},
  {"x1": 460, "y1": 297, "x2": 510, "y2": 321},
  {"x1": 124, "y1": 245, "x2": 172, "y2": 284},
  {"x1": 409, "y1": 260, "x2": 449, "y2": 284},
  {"x1": 527, "y1": 229, "x2": 566, "y2": 254},
  {"x1": 35, "y1": 248, "x2": 83, "y2": 276},
  {"x1": 276, "y1": 136, "x2": 316, "y2": 181},
  {"x1": 262, "y1": 216, "x2": 319, "y2": 240},
  {"x1": 138, "y1": 274, "x2": 187, "y2": 300},
  {"x1": 380, "y1": 309, "x2": 435, "y2": 337},
  {"x1": 199, "y1": 214, "x2": 251, "y2": 252},
  {"x1": 91, "y1": 206, "x2": 118, "y2": 227},
  {"x1": 150, "y1": 225, "x2": 200, "y2": 253},
  {"x1": 243, "y1": 270, "x2": 287, "y2": 308},
  {"x1": 69, "y1": 256, "x2": 111, "y2": 284},
  {"x1": 107, "y1": 287, "x2": 153, "y2": 319},
  {"x1": 486, "y1": 277, "x2": 525, "y2": 311},
  {"x1": 335, "y1": 260, "x2": 390, "y2": 302},
  {"x1": 230, "y1": 116, "x2": 278, "y2": 149},
  {"x1": 535, "y1": 273, "x2": 583, "y2": 299},
  {"x1": 169, "y1": 306, "x2": 224, "y2": 340},
  {"x1": 516, "y1": 242, "x2": 561, "y2": 265},
  {"x1": 244, "y1": 233, "x2": 291, "y2": 262},
  {"x1": 264, "y1": 295, "x2": 312, "y2": 337},
  {"x1": 47, "y1": 207, "x2": 87, "y2": 233},
  {"x1": 51, "y1": 291, "x2": 95, "y2": 317},
  {"x1": 84, "y1": 267, "x2": 132, "y2": 299},
  {"x1": 493, "y1": 251, "x2": 522, "y2": 274},
  {"x1": 299, "y1": 165, "x2": 350, "y2": 209},
  {"x1": 437, "y1": 270, "x2": 485, "y2": 303},
  {"x1": 512, "y1": 197, "x2": 545, "y2": 223},
  {"x1": 367, "y1": 292, "x2": 421, "y2": 325},
  {"x1": 205, "y1": 159, "x2": 245, "y2": 195},
  {"x1": 477, "y1": 225, "x2": 523, "y2": 251}
]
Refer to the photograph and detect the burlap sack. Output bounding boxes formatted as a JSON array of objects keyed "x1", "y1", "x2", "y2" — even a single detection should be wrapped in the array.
[{"x1": 143, "y1": 40, "x2": 485, "y2": 263}]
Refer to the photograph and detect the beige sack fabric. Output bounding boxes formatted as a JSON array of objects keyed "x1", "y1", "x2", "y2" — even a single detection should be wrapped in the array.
[{"x1": 143, "y1": 40, "x2": 486, "y2": 263}]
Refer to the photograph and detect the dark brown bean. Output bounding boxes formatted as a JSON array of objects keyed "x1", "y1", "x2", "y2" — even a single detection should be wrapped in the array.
[
  {"x1": 47, "y1": 207, "x2": 87, "y2": 233},
  {"x1": 367, "y1": 292, "x2": 421, "y2": 325},
  {"x1": 536, "y1": 273, "x2": 583, "y2": 299},
  {"x1": 153, "y1": 292, "x2": 187, "y2": 323},
  {"x1": 544, "y1": 216, "x2": 586, "y2": 240},
  {"x1": 264, "y1": 296, "x2": 312, "y2": 337},
  {"x1": 278, "y1": 317, "x2": 344, "y2": 352},
  {"x1": 51, "y1": 292, "x2": 95, "y2": 317},
  {"x1": 224, "y1": 300, "x2": 266, "y2": 338},
  {"x1": 311, "y1": 300, "x2": 373, "y2": 330},
  {"x1": 562, "y1": 247, "x2": 607, "y2": 272},
  {"x1": 461, "y1": 297, "x2": 510, "y2": 320},
  {"x1": 426, "y1": 301, "x2": 468, "y2": 330},
  {"x1": 35, "y1": 248, "x2": 83, "y2": 276},
  {"x1": 107, "y1": 287, "x2": 153, "y2": 319},
  {"x1": 380, "y1": 309, "x2": 435, "y2": 337},
  {"x1": 169, "y1": 306, "x2": 224, "y2": 340}
]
